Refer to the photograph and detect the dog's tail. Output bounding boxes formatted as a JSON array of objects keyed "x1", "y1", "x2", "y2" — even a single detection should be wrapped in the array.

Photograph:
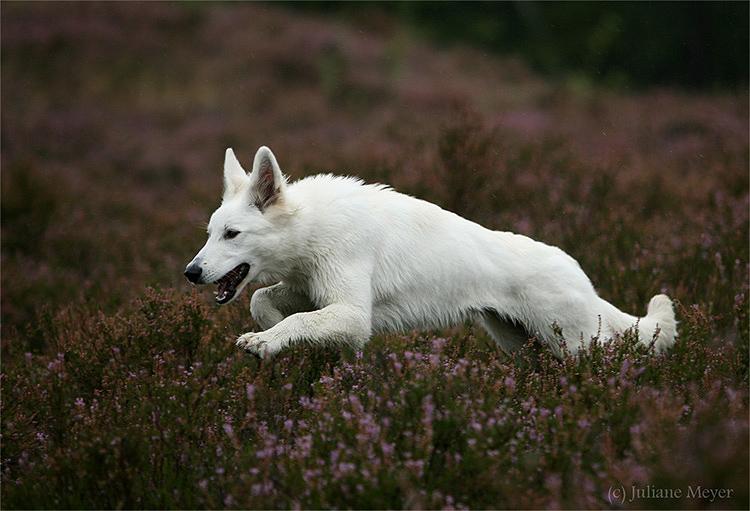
[{"x1": 637, "y1": 294, "x2": 677, "y2": 352}]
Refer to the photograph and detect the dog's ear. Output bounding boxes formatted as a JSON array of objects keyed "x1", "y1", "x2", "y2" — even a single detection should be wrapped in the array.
[
  {"x1": 249, "y1": 146, "x2": 286, "y2": 211},
  {"x1": 223, "y1": 148, "x2": 248, "y2": 200}
]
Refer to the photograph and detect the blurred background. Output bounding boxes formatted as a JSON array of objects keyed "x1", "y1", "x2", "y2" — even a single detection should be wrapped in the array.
[
  {"x1": 2, "y1": 4, "x2": 748, "y2": 508},
  {"x1": 295, "y1": 1, "x2": 749, "y2": 90},
  {"x1": 1, "y1": 1, "x2": 748, "y2": 343}
]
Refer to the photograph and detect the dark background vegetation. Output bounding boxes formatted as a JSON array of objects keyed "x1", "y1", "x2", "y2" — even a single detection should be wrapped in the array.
[
  {"x1": 1, "y1": 2, "x2": 748, "y2": 509},
  {"x1": 294, "y1": 1, "x2": 750, "y2": 89}
]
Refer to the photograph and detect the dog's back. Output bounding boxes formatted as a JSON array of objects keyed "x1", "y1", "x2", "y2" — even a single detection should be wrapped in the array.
[{"x1": 285, "y1": 172, "x2": 676, "y2": 354}]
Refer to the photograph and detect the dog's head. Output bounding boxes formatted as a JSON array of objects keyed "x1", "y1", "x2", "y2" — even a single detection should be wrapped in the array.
[{"x1": 184, "y1": 146, "x2": 289, "y2": 305}]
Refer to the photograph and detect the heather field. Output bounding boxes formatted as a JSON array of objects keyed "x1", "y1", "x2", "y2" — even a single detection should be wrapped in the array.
[{"x1": 1, "y1": 3, "x2": 748, "y2": 510}]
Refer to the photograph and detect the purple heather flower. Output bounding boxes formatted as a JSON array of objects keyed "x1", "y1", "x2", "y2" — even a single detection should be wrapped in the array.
[
  {"x1": 404, "y1": 459, "x2": 425, "y2": 477},
  {"x1": 620, "y1": 359, "x2": 631, "y2": 379},
  {"x1": 381, "y1": 441, "x2": 395, "y2": 456},
  {"x1": 337, "y1": 462, "x2": 355, "y2": 476}
]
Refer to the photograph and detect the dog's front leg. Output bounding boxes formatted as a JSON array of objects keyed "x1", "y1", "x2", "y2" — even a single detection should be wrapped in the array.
[
  {"x1": 236, "y1": 302, "x2": 372, "y2": 359},
  {"x1": 250, "y1": 282, "x2": 314, "y2": 330}
]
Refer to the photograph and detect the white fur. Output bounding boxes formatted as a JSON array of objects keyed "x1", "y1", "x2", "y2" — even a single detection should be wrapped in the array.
[{"x1": 186, "y1": 146, "x2": 677, "y2": 359}]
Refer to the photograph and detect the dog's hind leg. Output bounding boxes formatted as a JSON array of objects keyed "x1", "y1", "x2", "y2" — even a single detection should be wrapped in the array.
[
  {"x1": 250, "y1": 282, "x2": 315, "y2": 330},
  {"x1": 477, "y1": 309, "x2": 531, "y2": 355}
]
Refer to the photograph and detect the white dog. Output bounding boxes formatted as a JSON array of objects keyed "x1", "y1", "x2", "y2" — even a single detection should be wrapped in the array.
[{"x1": 185, "y1": 146, "x2": 676, "y2": 359}]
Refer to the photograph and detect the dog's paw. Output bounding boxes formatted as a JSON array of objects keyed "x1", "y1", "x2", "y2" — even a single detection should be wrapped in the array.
[{"x1": 236, "y1": 332, "x2": 274, "y2": 359}]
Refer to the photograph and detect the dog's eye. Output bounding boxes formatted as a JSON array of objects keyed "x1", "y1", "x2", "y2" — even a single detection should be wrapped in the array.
[{"x1": 224, "y1": 229, "x2": 240, "y2": 239}]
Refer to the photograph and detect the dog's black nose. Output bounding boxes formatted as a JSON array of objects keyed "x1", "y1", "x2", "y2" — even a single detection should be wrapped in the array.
[{"x1": 184, "y1": 265, "x2": 202, "y2": 284}]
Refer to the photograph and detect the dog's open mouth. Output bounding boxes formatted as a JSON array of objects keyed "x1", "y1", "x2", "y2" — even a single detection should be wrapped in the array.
[{"x1": 214, "y1": 263, "x2": 250, "y2": 304}]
